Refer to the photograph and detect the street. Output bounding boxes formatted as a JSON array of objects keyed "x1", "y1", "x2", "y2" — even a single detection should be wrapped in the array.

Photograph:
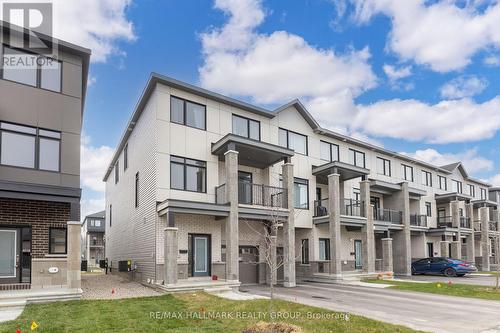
[{"x1": 243, "y1": 282, "x2": 500, "y2": 333}]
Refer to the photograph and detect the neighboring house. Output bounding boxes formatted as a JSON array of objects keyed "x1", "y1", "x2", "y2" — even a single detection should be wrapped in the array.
[
  {"x1": 81, "y1": 211, "x2": 106, "y2": 266},
  {"x1": 0, "y1": 21, "x2": 90, "y2": 291},
  {"x1": 104, "y1": 73, "x2": 499, "y2": 290}
]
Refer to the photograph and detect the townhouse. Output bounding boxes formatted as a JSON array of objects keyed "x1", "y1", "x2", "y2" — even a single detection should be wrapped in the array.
[
  {"x1": 104, "y1": 73, "x2": 499, "y2": 289},
  {"x1": 81, "y1": 211, "x2": 106, "y2": 267},
  {"x1": 0, "y1": 21, "x2": 90, "y2": 293}
]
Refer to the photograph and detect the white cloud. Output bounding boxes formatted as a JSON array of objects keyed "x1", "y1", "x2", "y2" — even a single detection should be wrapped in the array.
[
  {"x1": 351, "y1": 0, "x2": 500, "y2": 72},
  {"x1": 440, "y1": 75, "x2": 488, "y2": 99},
  {"x1": 383, "y1": 64, "x2": 412, "y2": 81},
  {"x1": 402, "y1": 148, "x2": 493, "y2": 175},
  {"x1": 484, "y1": 55, "x2": 500, "y2": 66},
  {"x1": 81, "y1": 197, "x2": 105, "y2": 221},
  {"x1": 353, "y1": 97, "x2": 500, "y2": 144},
  {"x1": 490, "y1": 174, "x2": 500, "y2": 186},
  {"x1": 199, "y1": 0, "x2": 377, "y2": 105},
  {"x1": 80, "y1": 135, "x2": 114, "y2": 193},
  {"x1": 0, "y1": 0, "x2": 136, "y2": 62}
]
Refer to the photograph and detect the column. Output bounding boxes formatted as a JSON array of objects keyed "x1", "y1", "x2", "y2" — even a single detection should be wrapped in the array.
[
  {"x1": 282, "y1": 162, "x2": 296, "y2": 287},
  {"x1": 224, "y1": 150, "x2": 239, "y2": 281},
  {"x1": 86, "y1": 235, "x2": 90, "y2": 263},
  {"x1": 328, "y1": 173, "x2": 342, "y2": 276},
  {"x1": 382, "y1": 238, "x2": 393, "y2": 273},
  {"x1": 451, "y1": 200, "x2": 462, "y2": 259},
  {"x1": 480, "y1": 206, "x2": 490, "y2": 271},
  {"x1": 450, "y1": 241, "x2": 460, "y2": 259},
  {"x1": 440, "y1": 240, "x2": 450, "y2": 257},
  {"x1": 360, "y1": 180, "x2": 375, "y2": 273},
  {"x1": 392, "y1": 182, "x2": 412, "y2": 276},
  {"x1": 164, "y1": 227, "x2": 178, "y2": 285},
  {"x1": 67, "y1": 221, "x2": 82, "y2": 289},
  {"x1": 465, "y1": 203, "x2": 475, "y2": 262}
]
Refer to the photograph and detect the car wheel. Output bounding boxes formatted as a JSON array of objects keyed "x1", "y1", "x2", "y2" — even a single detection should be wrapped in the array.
[{"x1": 444, "y1": 268, "x2": 457, "y2": 277}]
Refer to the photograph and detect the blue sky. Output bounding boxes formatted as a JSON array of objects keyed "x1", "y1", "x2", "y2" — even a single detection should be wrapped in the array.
[{"x1": 65, "y1": 0, "x2": 500, "y2": 217}]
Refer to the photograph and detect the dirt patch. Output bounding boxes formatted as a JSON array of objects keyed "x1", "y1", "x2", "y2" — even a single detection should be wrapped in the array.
[{"x1": 242, "y1": 321, "x2": 303, "y2": 333}]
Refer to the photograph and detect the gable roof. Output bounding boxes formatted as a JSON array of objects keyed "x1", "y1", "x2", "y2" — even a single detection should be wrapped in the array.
[
  {"x1": 102, "y1": 74, "x2": 492, "y2": 188},
  {"x1": 85, "y1": 211, "x2": 105, "y2": 219}
]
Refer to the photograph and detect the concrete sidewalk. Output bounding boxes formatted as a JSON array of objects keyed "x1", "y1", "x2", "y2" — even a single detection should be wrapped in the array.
[{"x1": 243, "y1": 282, "x2": 500, "y2": 333}]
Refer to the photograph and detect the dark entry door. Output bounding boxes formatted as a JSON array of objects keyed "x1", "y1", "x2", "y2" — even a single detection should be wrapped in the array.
[
  {"x1": 239, "y1": 246, "x2": 259, "y2": 284},
  {"x1": 189, "y1": 234, "x2": 211, "y2": 277},
  {"x1": 0, "y1": 228, "x2": 21, "y2": 284},
  {"x1": 354, "y1": 240, "x2": 363, "y2": 269},
  {"x1": 427, "y1": 242, "x2": 434, "y2": 258},
  {"x1": 238, "y1": 171, "x2": 253, "y2": 204}
]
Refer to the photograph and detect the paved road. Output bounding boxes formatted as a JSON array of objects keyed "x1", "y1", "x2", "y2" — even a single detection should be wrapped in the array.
[
  {"x1": 243, "y1": 282, "x2": 500, "y2": 333},
  {"x1": 401, "y1": 273, "x2": 499, "y2": 287}
]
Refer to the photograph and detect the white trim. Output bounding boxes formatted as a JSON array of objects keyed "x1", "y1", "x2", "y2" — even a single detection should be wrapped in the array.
[{"x1": 0, "y1": 229, "x2": 17, "y2": 279}]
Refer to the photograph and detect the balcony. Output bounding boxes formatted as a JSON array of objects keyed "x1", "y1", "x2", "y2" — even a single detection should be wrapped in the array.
[
  {"x1": 490, "y1": 221, "x2": 498, "y2": 231},
  {"x1": 215, "y1": 182, "x2": 288, "y2": 209},
  {"x1": 460, "y1": 217, "x2": 471, "y2": 229},
  {"x1": 410, "y1": 214, "x2": 427, "y2": 227},
  {"x1": 374, "y1": 208, "x2": 402, "y2": 224},
  {"x1": 313, "y1": 198, "x2": 365, "y2": 218},
  {"x1": 437, "y1": 216, "x2": 453, "y2": 228}
]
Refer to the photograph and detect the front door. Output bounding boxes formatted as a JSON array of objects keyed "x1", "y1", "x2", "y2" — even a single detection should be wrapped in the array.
[
  {"x1": 190, "y1": 234, "x2": 211, "y2": 277},
  {"x1": 427, "y1": 242, "x2": 434, "y2": 258},
  {"x1": 0, "y1": 229, "x2": 20, "y2": 284},
  {"x1": 238, "y1": 171, "x2": 253, "y2": 205},
  {"x1": 239, "y1": 246, "x2": 259, "y2": 284},
  {"x1": 354, "y1": 240, "x2": 363, "y2": 269}
]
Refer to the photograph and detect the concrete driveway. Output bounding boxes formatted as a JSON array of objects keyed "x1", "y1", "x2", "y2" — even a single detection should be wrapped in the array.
[
  {"x1": 243, "y1": 282, "x2": 500, "y2": 333},
  {"x1": 400, "y1": 273, "x2": 499, "y2": 287}
]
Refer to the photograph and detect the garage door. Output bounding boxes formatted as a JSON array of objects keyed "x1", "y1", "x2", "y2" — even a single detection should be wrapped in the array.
[{"x1": 239, "y1": 246, "x2": 259, "y2": 284}]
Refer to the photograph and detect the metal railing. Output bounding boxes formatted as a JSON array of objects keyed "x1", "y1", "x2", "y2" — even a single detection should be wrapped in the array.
[
  {"x1": 342, "y1": 199, "x2": 364, "y2": 217},
  {"x1": 437, "y1": 216, "x2": 453, "y2": 228},
  {"x1": 410, "y1": 214, "x2": 427, "y2": 227},
  {"x1": 314, "y1": 198, "x2": 329, "y2": 217},
  {"x1": 490, "y1": 221, "x2": 498, "y2": 231},
  {"x1": 238, "y1": 182, "x2": 287, "y2": 208},
  {"x1": 474, "y1": 220, "x2": 482, "y2": 231},
  {"x1": 215, "y1": 183, "x2": 227, "y2": 204},
  {"x1": 460, "y1": 217, "x2": 471, "y2": 229},
  {"x1": 374, "y1": 208, "x2": 402, "y2": 224}
]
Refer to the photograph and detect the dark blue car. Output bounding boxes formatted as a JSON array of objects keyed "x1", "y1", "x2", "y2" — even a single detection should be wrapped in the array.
[{"x1": 412, "y1": 257, "x2": 477, "y2": 277}]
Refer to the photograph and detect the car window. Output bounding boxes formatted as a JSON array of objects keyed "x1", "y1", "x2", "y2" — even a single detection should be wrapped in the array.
[{"x1": 416, "y1": 259, "x2": 429, "y2": 264}]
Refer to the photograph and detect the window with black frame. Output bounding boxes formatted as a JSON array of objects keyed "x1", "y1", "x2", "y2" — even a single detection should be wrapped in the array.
[
  {"x1": 170, "y1": 96, "x2": 206, "y2": 130},
  {"x1": 402, "y1": 164, "x2": 414, "y2": 182},
  {"x1": 294, "y1": 178, "x2": 309, "y2": 209},
  {"x1": 278, "y1": 128, "x2": 308, "y2": 155},
  {"x1": 170, "y1": 156, "x2": 207, "y2": 193},
  {"x1": 377, "y1": 157, "x2": 391, "y2": 176},
  {"x1": 232, "y1": 114, "x2": 260, "y2": 140},
  {"x1": 0, "y1": 122, "x2": 61, "y2": 171},
  {"x1": 349, "y1": 149, "x2": 365, "y2": 168},
  {"x1": 319, "y1": 238, "x2": 330, "y2": 261},
  {"x1": 49, "y1": 228, "x2": 67, "y2": 254},
  {"x1": 301, "y1": 239, "x2": 309, "y2": 264},
  {"x1": 320, "y1": 141, "x2": 339, "y2": 162}
]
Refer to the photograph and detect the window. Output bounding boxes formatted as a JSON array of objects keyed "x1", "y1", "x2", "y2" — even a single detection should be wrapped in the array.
[
  {"x1": 170, "y1": 96, "x2": 206, "y2": 130},
  {"x1": 468, "y1": 184, "x2": 475, "y2": 197},
  {"x1": 49, "y1": 228, "x2": 67, "y2": 254},
  {"x1": 278, "y1": 128, "x2": 308, "y2": 155},
  {"x1": 124, "y1": 144, "x2": 128, "y2": 171},
  {"x1": 425, "y1": 202, "x2": 432, "y2": 217},
  {"x1": 170, "y1": 156, "x2": 207, "y2": 193},
  {"x1": 114, "y1": 161, "x2": 119, "y2": 184},
  {"x1": 109, "y1": 205, "x2": 112, "y2": 227},
  {"x1": 2, "y1": 46, "x2": 62, "y2": 92},
  {"x1": 301, "y1": 239, "x2": 309, "y2": 264},
  {"x1": 438, "y1": 176, "x2": 447, "y2": 190},
  {"x1": 294, "y1": 178, "x2": 309, "y2": 209},
  {"x1": 0, "y1": 122, "x2": 60, "y2": 171},
  {"x1": 481, "y1": 188, "x2": 487, "y2": 200},
  {"x1": 232, "y1": 115, "x2": 260, "y2": 140},
  {"x1": 353, "y1": 189, "x2": 360, "y2": 202},
  {"x1": 94, "y1": 220, "x2": 101, "y2": 227},
  {"x1": 319, "y1": 238, "x2": 330, "y2": 261},
  {"x1": 451, "y1": 180, "x2": 463, "y2": 194},
  {"x1": 422, "y1": 170, "x2": 432, "y2": 187},
  {"x1": 377, "y1": 157, "x2": 391, "y2": 176},
  {"x1": 135, "y1": 172, "x2": 139, "y2": 208},
  {"x1": 402, "y1": 164, "x2": 414, "y2": 182},
  {"x1": 349, "y1": 149, "x2": 365, "y2": 168},
  {"x1": 320, "y1": 141, "x2": 339, "y2": 162}
]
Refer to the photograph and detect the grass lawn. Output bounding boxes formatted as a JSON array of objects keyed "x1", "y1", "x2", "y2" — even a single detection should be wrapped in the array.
[
  {"x1": 366, "y1": 279, "x2": 500, "y2": 301},
  {"x1": 0, "y1": 292, "x2": 417, "y2": 333}
]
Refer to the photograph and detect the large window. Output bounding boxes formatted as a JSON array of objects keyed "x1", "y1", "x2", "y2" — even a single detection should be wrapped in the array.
[
  {"x1": 0, "y1": 122, "x2": 60, "y2": 171},
  {"x1": 232, "y1": 115, "x2": 260, "y2": 140},
  {"x1": 481, "y1": 188, "x2": 487, "y2": 200},
  {"x1": 170, "y1": 96, "x2": 206, "y2": 130},
  {"x1": 1, "y1": 46, "x2": 62, "y2": 92},
  {"x1": 422, "y1": 170, "x2": 432, "y2": 187},
  {"x1": 49, "y1": 228, "x2": 67, "y2": 254},
  {"x1": 294, "y1": 178, "x2": 309, "y2": 210},
  {"x1": 170, "y1": 156, "x2": 207, "y2": 193},
  {"x1": 279, "y1": 128, "x2": 308, "y2": 155},
  {"x1": 451, "y1": 180, "x2": 463, "y2": 194},
  {"x1": 320, "y1": 141, "x2": 339, "y2": 162},
  {"x1": 402, "y1": 164, "x2": 414, "y2": 182},
  {"x1": 468, "y1": 184, "x2": 475, "y2": 198},
  {"x1": 319, "y1": 238, "x2": 330, "y2": 261},
  {"x1": 349, "y1": 149, "x2": 365, "y2": 168},
  {"x1": 438, "y1": 175, "x2": 447, "y2": 190},
  {"x1": 377, "y1": 157, "x2": 391, "y2": 176},
  {"x1": 301, "y1": 239, "x2": 309, "y2": 264},
  {"x1": 426, "y1": 202, "x2": 432, "y2": 217}
]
